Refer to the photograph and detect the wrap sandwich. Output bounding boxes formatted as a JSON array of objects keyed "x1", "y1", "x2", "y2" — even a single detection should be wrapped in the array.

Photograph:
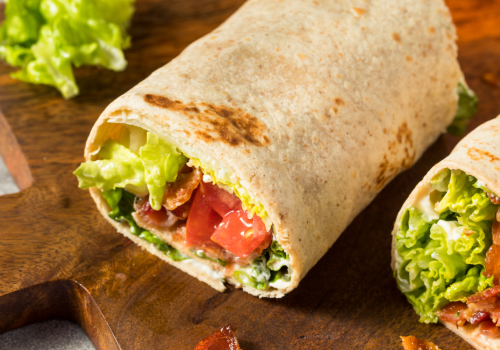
[
  {"x1": 392, "y1": 116, "x2": 500, "y2": 349},
  {"x1": 74, "y1": 0, "x2": 475, "y2": 297}
]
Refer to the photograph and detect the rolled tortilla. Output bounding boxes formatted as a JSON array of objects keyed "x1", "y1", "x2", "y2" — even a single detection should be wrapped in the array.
[
  {"x1": 391, "y1": 116, "x2": 500, "y2": 350},
  {"x1": 81, "y1": 0, "x2": 464, "y2": 297}
]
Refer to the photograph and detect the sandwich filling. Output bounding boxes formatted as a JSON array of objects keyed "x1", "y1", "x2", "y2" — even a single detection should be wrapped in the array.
[
  {"x1": 74, "y1": 126, "x2": 292, "y2": 291},
  {"x1": 395, "y1": 169, "x2": 500, "y2": 337}
]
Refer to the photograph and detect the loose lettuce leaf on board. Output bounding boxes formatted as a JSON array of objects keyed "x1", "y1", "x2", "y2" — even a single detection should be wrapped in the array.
[{"x1": 0, "y1": 0, "x2": 134, "y2": 98}]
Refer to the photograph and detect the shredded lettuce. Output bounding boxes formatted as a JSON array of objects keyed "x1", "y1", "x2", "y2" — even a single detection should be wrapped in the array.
[
  {"x1": 74, "y1": 134, "x2": 187, "y2": 210},
  {"x1": 447, "y1": 83, "x2": 478, "y2": 136},
  {"x1": 395, "y1": 169, "x2": 497, "y2": 323},
  {"x1": 0, "y1": 0, "x2": 134, "y2": 98},
  {"x1": 233, "y1": 235, "x2": 292, "y2": 290},
  {"x1": 191, "y1": 249, "x2": 227, "y2": 266},
  {"x1": 102, "y1": 188, "x2": 190, "y2": 261}
]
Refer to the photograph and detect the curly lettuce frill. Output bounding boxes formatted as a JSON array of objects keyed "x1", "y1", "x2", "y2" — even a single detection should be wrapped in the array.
[{"x1": 395, "y1": 170, "x2": 497, "y2": 323}]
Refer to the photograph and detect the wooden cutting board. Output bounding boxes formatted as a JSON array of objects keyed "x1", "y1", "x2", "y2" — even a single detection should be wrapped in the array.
[{"x1": 1, "y1": 0, "x2": 500, "y2": 349}]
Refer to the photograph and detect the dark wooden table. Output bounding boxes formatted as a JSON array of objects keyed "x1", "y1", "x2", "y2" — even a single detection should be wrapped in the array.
[{"x1": 1, "y1": 1, "x2": 499, "y2": 349}]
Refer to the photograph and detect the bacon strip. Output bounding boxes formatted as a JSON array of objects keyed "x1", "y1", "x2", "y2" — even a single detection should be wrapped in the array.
[
  {"x1": 400, "y1": 336, "x2": 440, "y2": 350},
  {"x1": 134, "y1": 197, "x2": 178, "y2": 229},
  {"x1": 163, "y1": 168, "x2": 202, "y2": 211},
  {"x1": 194, "y1": 324, "x2": 241, "y2": 350},
  {"x1": 488, "y1": 192, "x2": 500, "y2": 205},
  {"x1": 467, "y1": 286, "x2": 500, "y2": 304}
]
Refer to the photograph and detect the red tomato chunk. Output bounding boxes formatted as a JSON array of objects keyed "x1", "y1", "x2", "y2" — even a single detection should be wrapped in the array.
[
  {"x1": 186, "y1": 181, "x2": 272, "y2": 258},
  {"x1": 186, "y1": 189, "x2": 223, "y2": 249}
]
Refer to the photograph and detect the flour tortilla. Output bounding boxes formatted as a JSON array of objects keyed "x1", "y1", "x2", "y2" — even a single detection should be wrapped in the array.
[
  {"x1": 391, "y1": 117, "x2": 500, "y2": 349},
  {"x1": 84, "y1": 0, "x2": 462, "y2": 297}
]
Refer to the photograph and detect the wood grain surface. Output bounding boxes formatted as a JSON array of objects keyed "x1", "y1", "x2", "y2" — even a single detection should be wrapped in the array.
[{"x1": 1, "y1": 0, "x2": 500, "y2": 349}]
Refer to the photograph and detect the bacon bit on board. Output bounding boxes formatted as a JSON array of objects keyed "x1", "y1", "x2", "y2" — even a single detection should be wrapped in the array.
[
  {"x1": 194, "y1": 325, "x2": 241, "y2": 350},
  {"x1": 400, "y1": 336, "x2": 440, "y2": 350},
  {"x1": 482, "y1": 72, "x2": 500, "y2": 89},
  {"x1": 163, "y1": 168, "x2": 202, "y2": 211}
]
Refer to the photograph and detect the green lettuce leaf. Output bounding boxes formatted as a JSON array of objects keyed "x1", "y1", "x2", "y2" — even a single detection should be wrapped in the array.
[
  {"x1": 395, "y1": 169, "x2": 497, "y2": 323},
  {"x1": 233, "y1": 234, "x2": 292, "y2": 289},
  {"x1": 447, "y1": 83, "x2": 478, "y2": 136},
  {"x1": 191, "y1": 249, "x2": 227, "y2": 266},
  {"x1": 140, "y1": 133, "x2": 187, "y2": 210},
  {"x1": 74, "y1": 133, "x2": 187, "y2": 210},
  {"x1": 0, "y1": 0, "x2": 134, "y2": 98},
  {"x1": 74, "y1": 139, "x2": 145, "y2": 191},
  {"x1": 102, "y1": 188, "x2": 190, "y2": 261}
]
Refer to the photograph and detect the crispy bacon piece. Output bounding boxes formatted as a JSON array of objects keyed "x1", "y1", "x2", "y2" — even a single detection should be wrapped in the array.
[
  {"x1": 194, "y1": 325, "x2": 241, "y2": 350},
  {"x1": 437, "y1": 302, "x2": 468, "y2": 324},
  {"x1": 134, "y1": 197, "x2": 178, "y2": 228},
  {"x1": 163, "y1": 168, "x2": 202, "y2": 211},
  {"x1": 479, "y1": 320, "x2": 500, "y2": 338},
  {"x1": 171, "y1": 197, "x2": 193, "y2": 220},
  {"x1": 469, "y1": 311, "x2": 490, "y2": 325},
  {"x1": 488, "y1": 192, "x2": 500, "y2": 205},
  {"x1": 400, "y1": 336, "x2": 440, "y2": 350},
  {"x1": 467, "y1": 286, "x2": 500, "y2": 304},
  {"x1": 485, "y1": 214, "x2": 500, "y2": 282}
]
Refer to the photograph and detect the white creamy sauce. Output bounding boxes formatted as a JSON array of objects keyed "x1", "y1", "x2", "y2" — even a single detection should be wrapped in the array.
[
  {"x1": 476, "y1": 180, "x2": 486, "y2": 189},
  {"x1": 202, "y1": 174, "x2": 213, "y2": 183},
  {"x1": 269, "y1": 279, "x2": 292, "y2": 289},
  {"x1": 413, "y1": 185, "x2": 440, "y2": 220},
  {"x1": 435, "y1": 220, "x2": 461, "y2": 241}
]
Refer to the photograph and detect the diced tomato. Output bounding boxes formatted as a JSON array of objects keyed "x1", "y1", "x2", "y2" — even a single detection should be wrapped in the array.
[
  {"x1": 437, "y1": 302, "x2": 468, "y2": 324},
  {"x1": 469, "y1": 311, "x2": 490, "y2": 325},
  {"x1": 211, "y1": 209, "x2": 272, "y2": 259},
  {"x1": 186, "y1": 189, "x2": 223, "y2": 248},
  {"x1": 479, "y1": 320, "x2": 500, "y2": 338},
  {"x1": 201, "y1": 181, "x2": 240, "y2": 217}
]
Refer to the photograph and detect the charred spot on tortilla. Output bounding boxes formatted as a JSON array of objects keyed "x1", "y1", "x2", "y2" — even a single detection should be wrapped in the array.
[
  {"x1": 396, "y1": 122, "x2": 414, "y2": 149},
  {"x1": 467, "y1": 147, "x2": 500, "y2": 162},
  {"x1": 143, "y1": 94, "x2": 200, "y2": 114},
  {"x1": 392, "y1": 33, "x2": 402, "y2": 43},
  {"x1": 144, "y1": 94, "x2": 270, "y2": 147},
  {"x1": 334, "y1": 97, "x2": 345, "y2": 106}
]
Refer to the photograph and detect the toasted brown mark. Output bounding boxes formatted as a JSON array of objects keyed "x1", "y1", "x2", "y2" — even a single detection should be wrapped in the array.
[
  {"x1": 144, "y1": 94, "x2": 200, "y2": 114},
  {"x1": 392, "y1": 33, "x2": 401, "y2": 43},
  {"x1": 143, "y1": 94, "x2": 269, "y2": 147},
  {"x1": 467, "y1": 147, "x2": 500, "y2": 162},
  {"x1": 352, "y1": 7, "x2": 366, "y2": 16},
  {"x1": 376, "y1": 123, "x2": 415, "y2": 189},
  {"x1": 334, "y1": 98, "x2": 345, "y2": 106}
]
